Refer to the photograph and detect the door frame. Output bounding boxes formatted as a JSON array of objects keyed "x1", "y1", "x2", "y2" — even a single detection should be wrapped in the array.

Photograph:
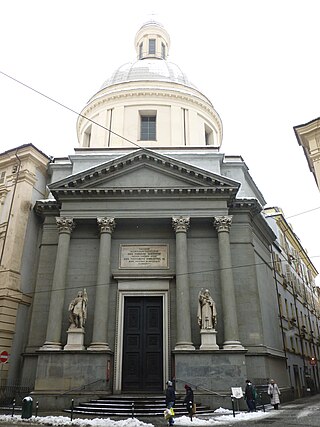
[{"x1": 114, "y1": 279, "x2": 170, "y2": 393}]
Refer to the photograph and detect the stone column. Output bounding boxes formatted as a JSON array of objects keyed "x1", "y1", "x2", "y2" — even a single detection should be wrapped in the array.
[
  {"x1": 88, "y1": 217, "x2": 116, "y2": 351},
  {"x1": 213, "y1": 216, "x2": 244, "y2": 350},
  {"x1": 172, "y1": 216, "x2": 195, "y2": 350},
  {"x1": 41, "y1": 217, "x2": 75, "y2": 350}
]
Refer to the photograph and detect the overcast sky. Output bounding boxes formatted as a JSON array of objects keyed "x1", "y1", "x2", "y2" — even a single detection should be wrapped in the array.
[{"x1": 1, "y1": 0, "x2": 320, "y2": 281}]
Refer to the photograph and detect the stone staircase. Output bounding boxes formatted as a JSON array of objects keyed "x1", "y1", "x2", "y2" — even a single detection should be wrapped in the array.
[{"x1": 65, "y1": 395, "x2": 216, "y2": 417}]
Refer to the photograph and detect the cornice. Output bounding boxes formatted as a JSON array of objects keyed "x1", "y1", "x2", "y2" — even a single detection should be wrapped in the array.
[
  {"x1": 50, "y1": 150, "x2": 238, "y2": 191},
  {"x1": 51, "y1": 186, "x2": 237, "y2": 199},
  {"x1": 229, "y1": 198, "x2": 262, "y2": 216},
  {"x1": 34, "y1": 200, "x2": 61, "y2": 216},
  {"x1": 78, "y1": 87, "x2": 222, "y2": 134}
]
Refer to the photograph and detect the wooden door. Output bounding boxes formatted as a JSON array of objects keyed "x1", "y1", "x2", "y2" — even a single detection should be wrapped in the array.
[{"x1": 122, "y1": 296, "x2": 163, "y2": 392}]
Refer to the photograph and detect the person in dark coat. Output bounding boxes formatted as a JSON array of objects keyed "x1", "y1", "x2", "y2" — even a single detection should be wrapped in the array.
[
  {"x1": 165, "y1": 381, "x2": 175, "y2": 425},
  {"x1": 244, "y1": 380, "x2": 257, "y2": 412},
  {"x1": 183, "y1": 384, "x2": 194, "y2": 421}
]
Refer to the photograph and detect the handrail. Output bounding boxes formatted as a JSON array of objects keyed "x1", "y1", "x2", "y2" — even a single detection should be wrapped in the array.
[
  {"x1": 174, "y1": 378, "x2": 230, "y2": 397},
  {"x1": 60, "y1": 379, "x2": 107, "y2": 396}
]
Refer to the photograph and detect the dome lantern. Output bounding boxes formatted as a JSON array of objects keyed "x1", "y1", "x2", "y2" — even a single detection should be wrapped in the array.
[{"x1": 134, "y1": 20, "x2": 170, "y2": 60}]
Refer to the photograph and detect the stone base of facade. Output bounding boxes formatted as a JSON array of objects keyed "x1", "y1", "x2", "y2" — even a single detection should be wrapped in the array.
[
  {"x1": 33, "y1": 351, "x2": 113, "y2": 394},
  {"x1": 174, "y1": 349, "x2": 247, "y2": 392}
]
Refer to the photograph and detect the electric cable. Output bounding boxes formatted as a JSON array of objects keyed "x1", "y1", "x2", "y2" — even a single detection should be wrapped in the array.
[
  {"x1": 0, "y1": 69, "x2": 142, "y2": 150},
  {"x1": 1, "y1": 69, "x2": 319, "y2": 223}
]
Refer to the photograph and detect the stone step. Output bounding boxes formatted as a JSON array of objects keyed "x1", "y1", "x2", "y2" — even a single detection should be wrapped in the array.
[{"x1": 65, "y1": 395, "x2": 215, "y2": 417}]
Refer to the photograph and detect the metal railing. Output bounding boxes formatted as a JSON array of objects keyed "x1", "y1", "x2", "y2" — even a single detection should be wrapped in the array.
[
  {"x1": 0, "y1": 383, "x2": 33, "y2": 406},
  {"x1": 60, "y1": 379, "x2": 107, "y2": 395}
]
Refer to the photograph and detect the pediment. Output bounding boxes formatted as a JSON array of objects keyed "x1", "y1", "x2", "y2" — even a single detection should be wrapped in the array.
[{"x1": 49, "y1": 149, "x2": 240, "y2": 199}]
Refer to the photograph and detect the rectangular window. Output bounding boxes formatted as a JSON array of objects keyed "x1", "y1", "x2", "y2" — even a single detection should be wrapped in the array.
[
  {"x1": 149, "y1": 39, "x2": 156, "y2": 54},
  {"x1": 0, "y1": 171, "x2": 5, "y2": 185},
  {"x1": 139, "y1": 43, "x2": 143, "y2": 59},
  {"x1": 290, "y1": 336, "x2": 295, "y2": 352},
  {"x1": 204, "y1": 123, "x2": 214, "y2": 145},
  {"x1": 161, "y1": 42, "x2": 166, "y2": 59},
  {"x1": 278, "y1": 294, "x2": 283, "y2": 317},
  {"x1": 140, "y1": 115, "x2": 156, "y2": 140}
]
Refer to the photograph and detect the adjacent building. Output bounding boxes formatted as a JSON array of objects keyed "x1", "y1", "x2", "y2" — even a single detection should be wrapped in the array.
[
  {"x1": 294, "y1": 117, "x2": 320, "y2": 191},
  {"x1": 0, "y1": 144, "x2": 49, "y2": 385},
  {"x1": 265, "y1": 207, "x2": 319, "y2": 396}
]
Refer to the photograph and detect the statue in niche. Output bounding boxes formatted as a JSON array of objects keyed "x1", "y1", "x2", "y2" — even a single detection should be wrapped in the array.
[
  {"x1": 68, "y1": 289, "x2": 88, "y2": 329},
  {"x1": 197, "y1": 289, "x2": 217, "y2": 330}
]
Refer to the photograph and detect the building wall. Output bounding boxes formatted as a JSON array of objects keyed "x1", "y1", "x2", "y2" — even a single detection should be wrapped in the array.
[{"x1": 0, "y1": 145, "x2": 48, "y2": 384}]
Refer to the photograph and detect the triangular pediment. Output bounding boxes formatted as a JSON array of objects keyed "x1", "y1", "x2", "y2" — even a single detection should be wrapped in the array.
[{"x1": 49, "y1": 149, "x2": 240, "y2": 199}]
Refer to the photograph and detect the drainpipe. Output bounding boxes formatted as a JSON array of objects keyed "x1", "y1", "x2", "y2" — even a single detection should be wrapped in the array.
[{"x1": 271, "y1": 249, "x2": 289, "y2": 370}]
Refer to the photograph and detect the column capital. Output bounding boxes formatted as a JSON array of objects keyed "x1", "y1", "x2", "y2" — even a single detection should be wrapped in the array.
[
  {"x1": 97, "y1": 217, "x2": 116, "y2": 234},
  {"x1": 56, "y1": 217, "x2": 75, "y2": 234},
  {"x1": 172, "y1": 216, "x2": 190, "y2": 233},
  {"x1": 213, "y1": 216, "x2": 232, "y2": 233}
]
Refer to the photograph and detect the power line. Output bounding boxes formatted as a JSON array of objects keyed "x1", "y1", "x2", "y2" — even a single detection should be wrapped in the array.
[
  {"x1": 1, "y1": 70, "x2": 319, "y2": 223},
  {"x1": 286, "y1": 206, "x2": 320, "y2": 219},
  {"x1": 0, "y1": 69, "x2": 142, "y2": 150},
  {"x1": 10, "y1": 253, "x2": 319, "y2": 300}
]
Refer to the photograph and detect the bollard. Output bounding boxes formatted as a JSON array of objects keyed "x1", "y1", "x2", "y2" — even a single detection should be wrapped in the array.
[
  {"x1": 260, "y1": 393, "x2": 265, "y2": 412},
  {"x1": 35, "y1": 401, "x2": 39, "y2": 417},
  {"x1": 11, "y1": 399, "x2": 15, "y2": 417},
  {"x1": 231, "y1": 396, "x2": 235, "y2": 417},
  {"x1": 131, "y1": 401, "x2": 134, "y2": 418},
  {"x1": 70, "y1": 399, "x2": 74, "y2": 421}
]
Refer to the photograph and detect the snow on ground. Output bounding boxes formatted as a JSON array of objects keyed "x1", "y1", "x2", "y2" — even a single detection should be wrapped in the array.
[{"x1": 0, "y1": 410, "x2": 271, "y2": 426}]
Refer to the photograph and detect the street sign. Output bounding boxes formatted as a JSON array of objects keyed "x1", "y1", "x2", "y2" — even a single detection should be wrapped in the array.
[
  {"x1": 0, "y1": 351, "x2": 9, "y2": 364},
  {"x1": 310, "y1": 357, "x2": 317, "y2": 366}
]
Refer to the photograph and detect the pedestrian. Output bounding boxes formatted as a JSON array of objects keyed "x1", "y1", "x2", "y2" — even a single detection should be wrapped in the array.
[
  {"x1": 244, "y1": 379, "x2": 257, "y2": 412},
  {"x1": 183, "y1": 384, "x2": 194, "y2": 421},
  {"x1": 165, "y1": 381, "x2": 175, "y2": 426},
  {"x1": 268, "y1": 379, "x2": 281, "y2": 409}
]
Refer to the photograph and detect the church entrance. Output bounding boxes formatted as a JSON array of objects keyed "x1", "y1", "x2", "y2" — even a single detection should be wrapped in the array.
[{"x1": 122, "y1": 296, "x2": 163, "y2": 392}]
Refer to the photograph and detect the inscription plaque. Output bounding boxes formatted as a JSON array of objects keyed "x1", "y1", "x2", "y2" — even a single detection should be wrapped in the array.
[{"x1": 120, "y1": 245, "x2": 169, "y2": 269}]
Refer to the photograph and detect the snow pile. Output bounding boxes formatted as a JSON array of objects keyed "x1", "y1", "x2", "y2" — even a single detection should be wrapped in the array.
[
  {"x1": 0, "y1": 415, "x2": 153, "y2": 426},
  {"x1": 0, "y1": 410, "x2": 271, "y2": 426}
]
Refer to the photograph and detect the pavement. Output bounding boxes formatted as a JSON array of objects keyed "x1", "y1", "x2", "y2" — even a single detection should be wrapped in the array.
[{"x1": 0, "y1": 394, "x2": 320, "y2": 426}]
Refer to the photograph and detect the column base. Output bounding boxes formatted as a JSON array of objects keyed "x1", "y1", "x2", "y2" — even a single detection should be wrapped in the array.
[
  {"x1": 223, "y1": 340, "x2": 245, "y2": 350},
  {"x1": 87, "y1": 342, "x2": 111, "y2": 351},
  {"x1": 40, "y1": 342, "x2": 62, "y2": 351},
  {"x1": 174, "y1": 342, "x2": 195, "y2": 351},
  {"x1": 64, "y1": 327, "x2": 85, "y2": 351},
  {"x1": 200, "y1": 329, "x2": 219, "y2": 350}
]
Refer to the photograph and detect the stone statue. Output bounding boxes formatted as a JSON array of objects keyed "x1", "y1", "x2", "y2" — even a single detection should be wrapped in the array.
[
  {"x1": 197, "y1": 289, "x2": 217, "y2": 330},
  {"x1": 68, "y1": 289, "x2": 88, "y2": 329}
]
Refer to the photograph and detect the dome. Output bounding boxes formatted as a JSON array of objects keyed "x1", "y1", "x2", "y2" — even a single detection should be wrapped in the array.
[
  {"x1": 77, "y1": 20, "x2": 223, "y2": 150},
  {"x1": 100, "y1": 59, "x2": 197, "y2": 90}
]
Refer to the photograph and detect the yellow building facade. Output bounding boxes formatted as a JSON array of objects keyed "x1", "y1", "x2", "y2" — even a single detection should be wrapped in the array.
[
  {"x1": 0, "y1": 144, "x2": 49, "y2": 384},
  {"x1": 294, "y1": 117, "x2": 320, "y2": 191}
]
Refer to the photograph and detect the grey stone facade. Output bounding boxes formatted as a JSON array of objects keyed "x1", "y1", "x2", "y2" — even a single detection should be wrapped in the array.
[
  {"x1": 13, "y1": 21, "x2": 297, "y2": 408},
  {"x1": 20, "y1": 148, "x2": 289, "y2": 404}
]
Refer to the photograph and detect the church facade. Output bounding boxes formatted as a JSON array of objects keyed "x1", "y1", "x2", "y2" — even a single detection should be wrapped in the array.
[{"x1": 17, "y1": 21, "x2": 293, "y2": 406}]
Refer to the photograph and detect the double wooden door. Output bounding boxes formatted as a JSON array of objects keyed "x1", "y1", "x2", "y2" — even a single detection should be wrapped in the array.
[{"x1": 122, "y1": 296, "x2": 163, "y2": 392}]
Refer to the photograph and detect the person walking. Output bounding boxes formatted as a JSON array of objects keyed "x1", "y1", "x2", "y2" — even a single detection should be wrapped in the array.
[
  {"x1": 165, "y1": 381, "x2": 175, "y2": 426},
  {"x1": 268, "y1": 379, "x2": 281, "y2": 409},
  {"x1": 183, "y1": 384, "x2": 194, "y2": 421},
  {"x1": 244, "y1": 379, "x2": 257, "y2": 412}
]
